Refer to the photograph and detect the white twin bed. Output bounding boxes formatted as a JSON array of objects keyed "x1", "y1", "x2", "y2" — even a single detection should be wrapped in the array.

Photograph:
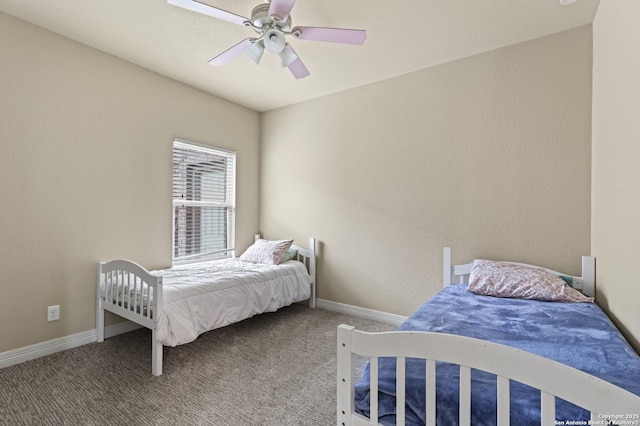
[
  {"x1": 96, "y1": 235, "x2": 316, "y2": 376},
  {"x1": 337, "y1": 248, "x2": 640, "y2": 426}
]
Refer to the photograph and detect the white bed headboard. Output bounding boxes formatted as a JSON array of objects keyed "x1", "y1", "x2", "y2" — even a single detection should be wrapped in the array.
[
  {"x1": 254, "y1": 234, "x2": 317, "y2": 308},
  {"x1": 442, "y1": 247, "x2": 595, "y2": 298}
]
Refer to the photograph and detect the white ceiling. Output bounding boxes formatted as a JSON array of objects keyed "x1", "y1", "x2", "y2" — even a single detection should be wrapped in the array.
[{"x1": 0, "y1": 0, "x2": 600, "y2": 112}]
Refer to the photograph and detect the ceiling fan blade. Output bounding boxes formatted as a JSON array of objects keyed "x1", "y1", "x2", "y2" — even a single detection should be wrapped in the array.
[
  {"x1": 167, "y1": 0, "x2": 249, "y2": 26},
  {"x1": 208, "y1": 38, "x2": 255, "y2": 66},
  {"x1": 282, "y1": 44, "x2": 310, "y2": 79},
  {"x1": 268, "y1": 0, "x2": 297, "y2": 21},
  {"x1": 292, "y1": 26, "x2": 367, "y2": 45}
]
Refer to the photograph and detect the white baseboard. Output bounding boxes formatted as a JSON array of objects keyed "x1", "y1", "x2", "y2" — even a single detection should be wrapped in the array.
[
  {"x1": 316, "y1": 298, "x2": 407, "y2": 326},
  {"x1": 0, "y1": 321, "x2": 142, "y2": 370}
]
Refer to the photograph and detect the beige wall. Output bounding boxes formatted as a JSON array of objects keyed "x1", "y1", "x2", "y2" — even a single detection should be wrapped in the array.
[
  {"x1": 592, "y1": 0, "x2": 640, "y2": 352},
  {"x1": 0, "y1": 12, "x2": 260, "y2": 352},
  {"x1": 261, "y1": 27, "x2": 593, "y2": 316}
]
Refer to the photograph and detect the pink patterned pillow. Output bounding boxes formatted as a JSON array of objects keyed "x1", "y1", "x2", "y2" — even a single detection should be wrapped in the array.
[
  {"x1": 238, "y1": 239, "x2": 294, "y2": 265},
  {"x1": 467, "y1": 260, "x2": 593, "y2": 303}
]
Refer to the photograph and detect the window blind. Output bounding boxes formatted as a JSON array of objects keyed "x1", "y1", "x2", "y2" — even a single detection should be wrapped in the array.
[{"x1": 172, "y1": 139, "x2": 236, "y2": 264}]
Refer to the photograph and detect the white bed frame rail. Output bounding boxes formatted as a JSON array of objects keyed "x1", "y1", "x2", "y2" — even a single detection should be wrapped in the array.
[{"x1": 337, "y1": 324, "x2": 640, "y2": 426}]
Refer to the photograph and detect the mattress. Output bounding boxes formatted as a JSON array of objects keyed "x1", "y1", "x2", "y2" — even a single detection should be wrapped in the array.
[
  {"x1": 354, "y1": 284, "x2": 640, "y2": 425},
  {"x1": 150, "y1": 259, "x2": 311, "y2": 346}
]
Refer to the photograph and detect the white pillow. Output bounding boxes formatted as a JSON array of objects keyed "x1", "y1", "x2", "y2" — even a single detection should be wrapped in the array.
[{"x1": 238, "y1": 239, "x2": 294, "y2": 265}]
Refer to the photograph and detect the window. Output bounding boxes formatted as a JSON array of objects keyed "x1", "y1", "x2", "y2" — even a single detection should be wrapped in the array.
[{"x1": 172, "y1": 139, "x2": 236, "y2": 264}]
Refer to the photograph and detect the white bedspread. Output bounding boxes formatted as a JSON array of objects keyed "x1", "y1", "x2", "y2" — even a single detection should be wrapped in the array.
[{"x1": 150, "y1": 259, "x2": 311, "y2": 346}]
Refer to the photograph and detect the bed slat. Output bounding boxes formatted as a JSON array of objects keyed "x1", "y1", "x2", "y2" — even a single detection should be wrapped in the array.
[
  {"x1": 148, "y1": 278, "x2": 152, "y2": 316},
  {"x1": 105, "y1": 271, "x2": 110, "y2": 302},
  {"x1": 109, "y1": 271, "x2": 114, "y2": 303},
  {"x1": 396, "y1": 357, "x2": 406, "y2": 426},
  {"x1": 459, "y1": 365, "x2": 471, "y2": 426},
  {"x1": 119, "y1": 271, "x2": 124, "y2": 306},
  {"x1": 425, "y1": 359, "x2": 436, "y2": 426},
  {"x1": 497, "y1": 375, "x2": 510, "y2": 426},
  {"x1": 126, "y1": 273, "x2": 132, "y2": 311},
  {"x1": 132, "y1": 275, "x2": 139, "y2": 314},
  {"x1": 370, "y1": 357, "x2": 378, "y2": 424},
  {"x1": 541, "y1": 392, "x2": 555, "y2": 426},
  {"x1": 115, "y1": 271, "x2": 120, "y2": 305}
]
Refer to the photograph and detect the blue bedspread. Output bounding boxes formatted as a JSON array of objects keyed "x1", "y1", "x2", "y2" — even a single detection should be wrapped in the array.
[{"x1": 354, "y1": 284, "x2": 640, "y2": 425}]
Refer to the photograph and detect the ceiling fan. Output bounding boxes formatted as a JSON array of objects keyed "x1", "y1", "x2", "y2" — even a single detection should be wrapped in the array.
[{"x1": 167, "y1": 0, "x2": 367, "y2": 79}]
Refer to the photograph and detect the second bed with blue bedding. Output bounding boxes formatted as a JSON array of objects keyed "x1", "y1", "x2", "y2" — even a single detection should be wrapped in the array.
[{"x1": 354, "y1": 284, "x2": 640, "y2": 425}]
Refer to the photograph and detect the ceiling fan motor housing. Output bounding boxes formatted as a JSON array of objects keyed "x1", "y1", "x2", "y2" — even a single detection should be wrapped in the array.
[{"x1": 251, "y1": 2, "x2": 291, "y2": 30}]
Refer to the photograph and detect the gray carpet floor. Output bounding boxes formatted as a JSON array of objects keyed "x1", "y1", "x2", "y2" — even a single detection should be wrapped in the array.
[{"x1": 0, "y1": 304, "x2": 394, "y2": 425}]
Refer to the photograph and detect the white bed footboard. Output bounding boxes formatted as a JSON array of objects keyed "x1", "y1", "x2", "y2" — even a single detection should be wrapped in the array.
[
  {"x1": 96, "y1": 259, "x2": 164, "y2": 376},
  {"x1": 337, "y1": 325, "x2": 640, "y2": 426}
]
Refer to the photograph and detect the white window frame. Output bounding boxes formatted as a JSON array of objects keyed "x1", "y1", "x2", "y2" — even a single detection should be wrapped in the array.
[{"x1": 172, "y1": 138, "x2": 236, "y2": 265}]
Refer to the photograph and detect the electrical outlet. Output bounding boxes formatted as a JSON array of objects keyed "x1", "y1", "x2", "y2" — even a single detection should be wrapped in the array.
[{"x1": 47, "y1": 305, "x2": 60, "y2": 322}]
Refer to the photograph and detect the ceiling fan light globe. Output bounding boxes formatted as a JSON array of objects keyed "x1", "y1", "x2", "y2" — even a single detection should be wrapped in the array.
[
  {"x1": 245, "y1": 40, "x2": 265, "y2": 64},
  {"x1": 264, "y1": 29, "x2": 286, "y2": 53},
  {"x1": 279, "y1": 46, "x2": 297, "y2": 67}
]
